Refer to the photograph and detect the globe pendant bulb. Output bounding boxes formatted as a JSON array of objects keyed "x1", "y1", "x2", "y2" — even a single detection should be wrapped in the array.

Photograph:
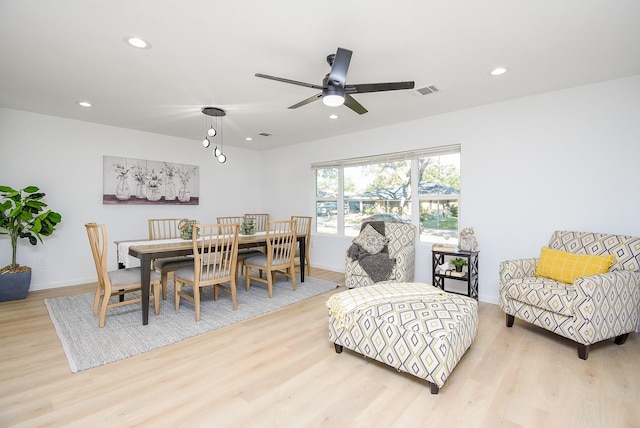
[
  {"x1": 207, "y1": 127, "x2": 216, "y2": 137},
  {"x1": 202, "y1": 138, "x2": 210, "y2": 148}
]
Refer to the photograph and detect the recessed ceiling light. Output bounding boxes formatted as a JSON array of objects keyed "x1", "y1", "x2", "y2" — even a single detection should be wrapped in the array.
[
  {"x1": 329, "y1": 114, "x2": 339, "y2": 119},
  {"x1": 490, "y1": 67, "x2": 507, "y2": 76},
  {"x1": 125, "y1": 36, "x2": 151, "y2": 49},
  {"x1": 245, "y1": 137, "x2": 253, "y2": 141},
  {"x1": 78, "y1": 101, "x2": 92, "y2": 107}
]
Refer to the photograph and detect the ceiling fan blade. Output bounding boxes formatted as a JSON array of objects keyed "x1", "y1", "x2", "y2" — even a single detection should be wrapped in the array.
[
  {"x1": 348, "y1": 81, "x2": 415, "y2": 94},
  {"x1": 288, "y1": 93, "x2": 323, "y2": 109},
  {"x1": 344, "y1": 94, "x2": 368, "y2": 115},
  {"x1": 255, "y1": 73, "x2": 323, "y2": 90},
  {"x1": 327, "y1": 47, "x2": 352, "y2": 87}
]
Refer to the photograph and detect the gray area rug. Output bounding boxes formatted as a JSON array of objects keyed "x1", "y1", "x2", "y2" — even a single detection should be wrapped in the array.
[{"x1": 45, "y1": 275, "x2": 338, "y2": 372}]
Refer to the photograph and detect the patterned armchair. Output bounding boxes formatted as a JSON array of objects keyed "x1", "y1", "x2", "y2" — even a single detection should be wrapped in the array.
[
  {"x1": 499, "y1": 230, "x2": 640, "y2": 359},
  {"x1": 345, "y1": 222, "x2": 416, "y2": 288}
]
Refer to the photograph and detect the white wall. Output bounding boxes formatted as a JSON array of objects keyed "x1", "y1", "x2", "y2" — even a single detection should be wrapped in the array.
[
  {"x1": 2, "y1": 75, "x2": 639, "y2": 302},
  {"x1": 0, "y1": 109, "x2": 264, "y2": 290},
  {"x1": 261, "y1": 75, "x2": 640, "y2": 304}
]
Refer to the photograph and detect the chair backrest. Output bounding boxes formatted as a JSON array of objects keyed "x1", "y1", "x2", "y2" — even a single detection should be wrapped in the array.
[
  {"x1": 217, "y1": 216, "x2": 244, "y2": 225},
  {"x1": 192, "y1": 223, "x2": 239, "y2": 283},
  {"x1": 384, "y1": 222, "x2": 417, "y2": 258},
  {"x1": 291, "y1": 216, "x2": 312, "y2": 242},
  {"x1": 266, "y1": 220, "x2": 297, "y2": 268},
  {"x1": 148, "y1": 218, "x2": 184, "y2": 240},
  {"x1": 548, "y1": 230, "x2": 640, "y2": 271},
  {"x1": 244, "y1": 213, "x2": 269, "y2": 232},
  {"x1": 85, "y1": 222, "x2": 109, "y2": 290}
]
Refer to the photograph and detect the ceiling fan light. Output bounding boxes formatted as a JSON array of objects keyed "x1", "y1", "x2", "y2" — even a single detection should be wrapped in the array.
[
  {"x1": 323, "y1": 93, "x2": 345, "y2": 107},
  {"x1": 490, "y1": 67, "x2": 507, "y2": 76},
  {"x1": 202, "y1": 138, "x2": 210, "y2": 148}
]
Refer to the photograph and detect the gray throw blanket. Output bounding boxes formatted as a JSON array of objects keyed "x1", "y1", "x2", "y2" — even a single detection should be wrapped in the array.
[{"x1": 347, "y1": 221, "x2": 396, "y2": 283}]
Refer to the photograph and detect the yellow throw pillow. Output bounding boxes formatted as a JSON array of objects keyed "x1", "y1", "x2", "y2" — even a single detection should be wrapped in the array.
[{"x1": 535, "y1": 246, "x2": 615, "y2": 284}]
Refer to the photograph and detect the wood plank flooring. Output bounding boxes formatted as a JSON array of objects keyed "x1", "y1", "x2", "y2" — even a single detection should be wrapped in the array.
[{"x1": 1, "y1": 269, "x2": 639, "y2": 427}]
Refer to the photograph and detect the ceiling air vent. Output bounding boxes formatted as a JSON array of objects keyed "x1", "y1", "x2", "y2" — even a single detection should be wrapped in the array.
[
  {"x1": 258, "y1": 132, "x2": 272, "y2": 137},
  {"x1": 416, "y1": 85, "x2": 440, "y2": 96}
]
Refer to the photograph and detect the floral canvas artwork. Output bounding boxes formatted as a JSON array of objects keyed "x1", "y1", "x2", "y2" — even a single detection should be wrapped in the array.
[{"x1": 103, "y1": 156, "x2": 199, "y2": 205}]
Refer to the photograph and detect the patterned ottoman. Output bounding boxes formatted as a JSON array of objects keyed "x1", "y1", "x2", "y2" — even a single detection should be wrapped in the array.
[{"x1": 326, "y1": 282, "x2": 478, "y2": 394}]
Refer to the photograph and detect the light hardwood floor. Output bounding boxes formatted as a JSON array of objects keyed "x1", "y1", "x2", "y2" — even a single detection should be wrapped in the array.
[{"x1": 1, "y1": 269, "x2": 639, "y2": 427}]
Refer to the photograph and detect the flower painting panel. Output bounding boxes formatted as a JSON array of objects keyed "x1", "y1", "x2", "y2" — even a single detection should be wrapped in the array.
[{"x1": 103, "y1": 156, "x2": 199, "y2": 205}]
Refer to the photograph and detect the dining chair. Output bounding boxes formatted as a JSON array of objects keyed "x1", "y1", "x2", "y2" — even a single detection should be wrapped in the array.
[
  {"x1": 148, "y1": 218, "x2": 194, "y2": 300},
  {"x1": 217, "y1": 216, "x2": 264, "y2": 279},
  {"x1": 148, "y1": 218, "x2": 182, "y2": 240},
  {"x1": 244, "y1": 220, "x2": 297, "y2": 298},
  {"x1": 85, "y1": 222, "x2": 161, "y2": 328},
  {"x1": 217, "y1": 216, "x2": 245, "y2": 226},
  {"x1": 291, "y1": 215, "x2": 312, "y2": 276},
  {"x1": 244, "y1": 213, "x2": 269, "y2": 232},
  {"x1": 173, "y1": 223, "x2": 240, "y2": 321}
]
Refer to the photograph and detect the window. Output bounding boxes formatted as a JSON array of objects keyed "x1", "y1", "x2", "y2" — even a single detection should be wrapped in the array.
[
  {"x1": 418, "y1": 153, "x2": 460, "y2": 244},
  {"x1": 313, "y1": 145, "x2": 460, "y2": 244},
  {"x1": 343, "y1": 160, "x2": 411, "y2": 237},
  {"x1": 315, "y1": 168, "x2": 339, "y2": 234}
]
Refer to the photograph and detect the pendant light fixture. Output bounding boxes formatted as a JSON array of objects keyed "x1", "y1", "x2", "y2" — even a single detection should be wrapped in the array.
[{"x1": 201, "y1": 107, "x2": 227, "y2": 163}]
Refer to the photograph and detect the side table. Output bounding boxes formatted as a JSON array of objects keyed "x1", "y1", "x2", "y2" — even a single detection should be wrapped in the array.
[{"x1": 432, "y1": 247, "x2": 479, "y2": 299}]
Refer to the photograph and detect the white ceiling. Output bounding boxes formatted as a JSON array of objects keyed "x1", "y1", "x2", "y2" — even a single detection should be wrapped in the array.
[{"x1": 1, "y1": 0, "x2": 639, "y2": 150}]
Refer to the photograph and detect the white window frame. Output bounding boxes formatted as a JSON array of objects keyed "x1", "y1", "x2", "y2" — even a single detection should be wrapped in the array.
[{"x1": 312, "y1": 145, "x2": 460, "y2": 241}]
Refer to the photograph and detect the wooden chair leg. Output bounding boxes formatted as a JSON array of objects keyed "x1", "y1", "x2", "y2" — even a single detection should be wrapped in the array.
[
  {"x1": 153, "y1": 283, "x2": 160, "y2": 315},
  {"x1": 93, "y1": 289, "x2": 101, "y2": 316},
  {"x1": 267, "y1": 272, "x2": 275, "y2": 298},
  {"x1": 292, "y1": 268, "x2": 297, "y2": 290},
  {"x1": 194, "y1": 285, "x2": 201, "y2": 321},
  {"x1": 230, "y1": 280, "x2": 238, "y2": 311},
  {"x1": 174, "y1": 280, "x2": 181, "y2": 311},
  {"x1": 161, "y1": 271, "x2": 168, "y2": 300},
  {"x1": 245, "y1": 268, "x2": 251, "y2": 291},
  {"x1": 99, "y1": 298, "x2": 108, "y2": 328}
]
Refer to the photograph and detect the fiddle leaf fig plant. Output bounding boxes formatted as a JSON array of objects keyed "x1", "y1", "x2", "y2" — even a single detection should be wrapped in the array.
[{"x1": 0, "y1": 185, "x2": 62, "y2": 274}]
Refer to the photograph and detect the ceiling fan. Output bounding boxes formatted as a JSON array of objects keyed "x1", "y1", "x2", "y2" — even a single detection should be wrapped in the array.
[{"x1": 255, "y1": 47, "x2": 415, "y2": 115}]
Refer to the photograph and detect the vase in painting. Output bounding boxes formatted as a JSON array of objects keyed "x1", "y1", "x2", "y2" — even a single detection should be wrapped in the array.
[
  {"x1": 135, "y1": 182, "x2": 146, "y2": 199},
  {"x1": 115, "y1": 176, "x2": 131, "y2": 200},
  {"x1": 165, "y1": 181, "x2": 176, "y2": 201},
  {"x1": 146, "y1": 186, "x2": 161, "y2": 202},
  {"x1": 178, "y1": 184, "x2": 190, "y2": 202}
]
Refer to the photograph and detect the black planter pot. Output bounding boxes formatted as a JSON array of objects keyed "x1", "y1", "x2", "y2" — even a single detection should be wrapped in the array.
[
  {"x1": 0, "y1": 268, "x2": 32, "y2": 301},
  {"x1": 455, "y1": 265, "x2": 463, "y2": 272}
]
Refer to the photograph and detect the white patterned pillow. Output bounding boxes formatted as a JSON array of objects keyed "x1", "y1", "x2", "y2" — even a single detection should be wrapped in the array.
[{"x1": 353, "y1": 224, "x2": 387, "y2": 254}]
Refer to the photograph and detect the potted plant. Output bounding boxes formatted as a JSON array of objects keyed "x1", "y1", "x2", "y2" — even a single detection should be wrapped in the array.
[
  {"x1": 0, "y1": 185, "x2": 62, "y2": 301},
  {"x1": 450, "y1": 257, "x2": 468, "y2": 273}
]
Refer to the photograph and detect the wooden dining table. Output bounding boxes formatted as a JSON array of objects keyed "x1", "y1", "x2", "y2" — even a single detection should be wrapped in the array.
[{"x1": 117, "y1": 233, "x2": 306, "y2": 325}]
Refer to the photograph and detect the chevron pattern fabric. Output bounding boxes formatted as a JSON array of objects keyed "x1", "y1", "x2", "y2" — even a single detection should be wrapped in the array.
[
  {"x1": 548, "y1": 230, "x2": 640, "y2": 271},
  {"x1": 328, "y1": 283, "x2": 477, "y2": 389},
  {"x1": 345, "y1": 222, "x2": 416, "y2": 288},
  {"x1": 499, "y1": 231, "x2": 640, "y2": 349}
]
